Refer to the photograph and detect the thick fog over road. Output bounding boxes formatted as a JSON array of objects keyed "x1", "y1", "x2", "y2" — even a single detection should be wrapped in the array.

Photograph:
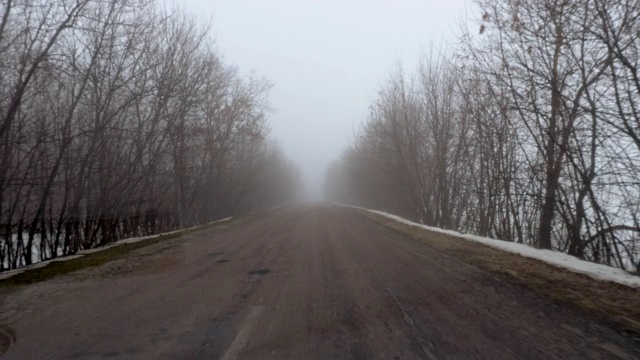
[
  {"x1": 187, "y1": 0, "x2": 465, "y2": 198},
  {"x1": 3, "y1": 1, "x2": 640, "y2": 358}
]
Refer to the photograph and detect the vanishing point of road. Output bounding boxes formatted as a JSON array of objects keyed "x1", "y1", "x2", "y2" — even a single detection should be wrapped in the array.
[{"x1": 1, "y1": 204, "x2": 639, "y2": 359}]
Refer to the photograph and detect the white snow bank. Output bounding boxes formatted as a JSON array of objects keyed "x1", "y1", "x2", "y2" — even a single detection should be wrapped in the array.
[
  {"x1": 348, "y1": 205, "x2": 640, "y2": 289},
  {"x1": 0, "y1": 217, "x2": 233, "y2": 281},
  {"x1": 79, "y1": 217, "x2": 233, "y2": 255}
]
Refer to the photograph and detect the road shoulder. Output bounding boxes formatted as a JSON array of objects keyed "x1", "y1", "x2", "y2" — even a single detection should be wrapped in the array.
[
  {"x1": 0, "y1": 217, "x2": 236, "y2": 289},
  {"x1": 363, "y1": 210, "x2": 640, "y2": 339}
]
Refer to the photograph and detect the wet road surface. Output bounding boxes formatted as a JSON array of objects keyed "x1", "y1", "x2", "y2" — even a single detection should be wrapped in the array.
[{"x1": 1, "y1": 204, "x2": 639, "y2": 359}]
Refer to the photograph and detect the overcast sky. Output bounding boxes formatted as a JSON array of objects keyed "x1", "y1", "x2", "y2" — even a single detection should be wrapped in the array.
[{"x1": 185, "y1": 0, "x2": 468, "y2": 199}]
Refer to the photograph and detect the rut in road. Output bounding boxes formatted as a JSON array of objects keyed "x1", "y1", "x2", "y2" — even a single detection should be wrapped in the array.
[{"x1": 0, "y1": 204, "x2": 638, "y2": 359}]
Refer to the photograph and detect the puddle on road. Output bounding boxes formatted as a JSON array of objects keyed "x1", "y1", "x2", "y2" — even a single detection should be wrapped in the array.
[{"x1": 248, "y1": 269, "x2": 270, "y2": 276}]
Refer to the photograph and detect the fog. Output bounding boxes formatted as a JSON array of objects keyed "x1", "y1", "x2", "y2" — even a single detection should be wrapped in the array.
[
  {"x1": 186, "y1": 0, "x2": 466, "y2": 199},
  {"x1": 2, "y1": 4, "x2": 639, "y2": 355}
]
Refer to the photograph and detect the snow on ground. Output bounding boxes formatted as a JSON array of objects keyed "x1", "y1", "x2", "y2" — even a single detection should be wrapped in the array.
[
  {"x1": 345, "y1": 205, "x2": 640, "y2": 289},
  {"x1": 79, "y1": 217, "x2": 233, "y2": 255},
  {"x1": 0, "y1": 217, "x2": 233, "y2": 281}
]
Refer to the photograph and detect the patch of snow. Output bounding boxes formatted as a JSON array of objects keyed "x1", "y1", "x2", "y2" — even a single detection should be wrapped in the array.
[
  {"x1": 0, "y1": 217, "x2": 233, "y2": 281},
  {"x1": 345, "y1": 205, "x2": 640, "y2": 289},
  {"x1": 268, "y1": 204, "x2": 288, "y2": 212},
  {"x1": 78, "y1": 216, "x2": 233, "y2": 254}
]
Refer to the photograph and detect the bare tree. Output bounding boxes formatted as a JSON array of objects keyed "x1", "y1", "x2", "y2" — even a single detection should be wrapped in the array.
[
  {"x1": 0, "y1": 0, "x2": 299, "y2": 271},
  {"x1": 329, "y1": 0, "x2": 640, "y2": 271}
]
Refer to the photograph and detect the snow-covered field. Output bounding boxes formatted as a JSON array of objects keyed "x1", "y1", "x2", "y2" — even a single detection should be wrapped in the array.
[{"x1": 345, "y1": 205, "x2": 640, "y2": 289}]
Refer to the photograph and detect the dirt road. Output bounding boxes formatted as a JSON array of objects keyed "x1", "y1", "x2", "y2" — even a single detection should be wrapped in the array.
[{"x1": 1, "y1": 204, "x2": 639, "y2": 359}]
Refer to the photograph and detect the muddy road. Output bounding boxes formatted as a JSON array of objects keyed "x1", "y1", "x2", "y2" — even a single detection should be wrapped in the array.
[{"x1": 1, "y1": 204, "x2": 638, "y2": 359}]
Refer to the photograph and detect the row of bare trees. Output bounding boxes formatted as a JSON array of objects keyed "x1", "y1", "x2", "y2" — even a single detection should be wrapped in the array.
[
  {"x1": 0, "y1": 0, "x2": 302, "y2": 270},
  {"x1": 326, "y1": 0, "x2": 640, "y2": 271}
]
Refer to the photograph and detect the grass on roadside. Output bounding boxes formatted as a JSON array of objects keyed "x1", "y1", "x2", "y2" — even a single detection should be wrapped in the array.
[
  {"x1": 0, "y1": 218, "x2": 235, "y2": 288},
  {"x1": 364, "y1": 211, "x2": 640, "y2": 338}
]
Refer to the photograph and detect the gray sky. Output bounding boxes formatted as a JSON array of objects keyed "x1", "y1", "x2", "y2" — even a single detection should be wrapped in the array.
[{"x1": 185, "y1": 0, "x2": 467, "y2": 199}]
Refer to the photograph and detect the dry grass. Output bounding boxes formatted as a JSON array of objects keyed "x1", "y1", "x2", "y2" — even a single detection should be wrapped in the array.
[{"x1": 365, "y1": 212, "x2": 640, "y2": 338}]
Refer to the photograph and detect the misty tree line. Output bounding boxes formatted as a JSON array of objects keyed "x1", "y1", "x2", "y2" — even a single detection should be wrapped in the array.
[
  {"x1": 327, "y1": 0, "x2": 640, "y2": 271},
  {"x1": 0, "y1": 0, "x2": 301, "y2": 270}
]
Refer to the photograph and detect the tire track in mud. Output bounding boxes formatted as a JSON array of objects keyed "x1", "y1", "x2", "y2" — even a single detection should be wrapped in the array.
[
  {"x1": 0, "y1": 325, "x2": 16, "y2": 357},
  {"x1": 190, "y1": 208, "x2": 306, "y2": 359}
]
